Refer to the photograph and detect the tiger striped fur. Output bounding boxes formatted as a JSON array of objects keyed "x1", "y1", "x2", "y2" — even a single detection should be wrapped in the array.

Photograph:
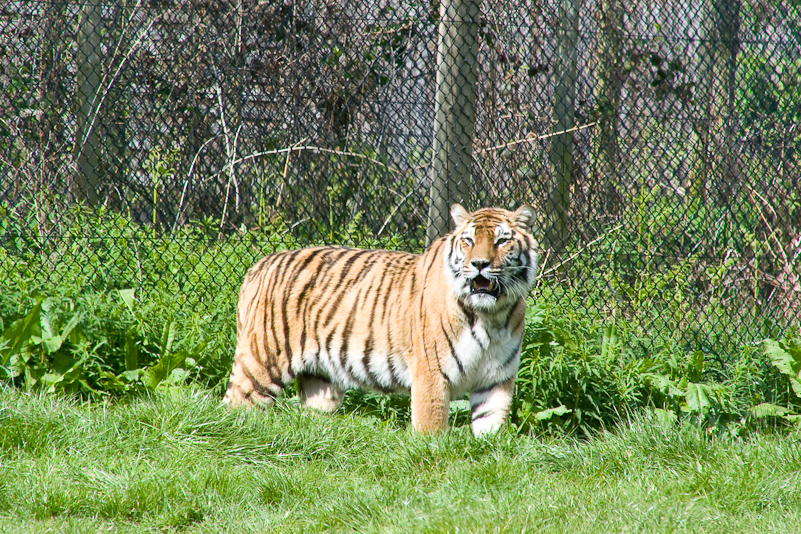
[{"x1": 223, "y1": 204, "x2": 539, "y2": 436}]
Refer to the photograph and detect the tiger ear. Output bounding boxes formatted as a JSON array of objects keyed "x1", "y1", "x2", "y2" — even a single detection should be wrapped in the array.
[
  {"x1": 450, "y1": 204, "x2": 470, "y2": 227},
  {"x1": 513, "y1": 205, "x2": 537, "y2": 232}
]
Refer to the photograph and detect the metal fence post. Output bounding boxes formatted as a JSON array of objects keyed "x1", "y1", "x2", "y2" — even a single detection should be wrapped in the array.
[{"x1": 425, "y1": 0, "x2": 480, "y2": 245}]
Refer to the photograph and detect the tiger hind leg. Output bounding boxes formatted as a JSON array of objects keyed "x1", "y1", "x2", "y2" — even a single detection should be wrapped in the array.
[
  {"x1": 298, "y1": 375, "x2": 344, "y2": 413},
  {"x1": 223, "y1": 359, "x2": 284, "y2": 408}
]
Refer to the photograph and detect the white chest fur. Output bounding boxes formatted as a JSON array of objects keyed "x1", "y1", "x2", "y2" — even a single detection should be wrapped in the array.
[{"x1": 446, "y1": 315, "x2": 522, "y2": 399}]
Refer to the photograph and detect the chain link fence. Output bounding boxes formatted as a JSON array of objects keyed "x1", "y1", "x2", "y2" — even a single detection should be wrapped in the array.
[{"x1": 2, "y1": 0, "x2": 800, "y2": 362}]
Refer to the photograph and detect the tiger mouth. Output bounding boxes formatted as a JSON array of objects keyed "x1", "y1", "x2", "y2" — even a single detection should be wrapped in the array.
[{"x1": 470, "y1": 275, "x2": 501, "y2": 298}]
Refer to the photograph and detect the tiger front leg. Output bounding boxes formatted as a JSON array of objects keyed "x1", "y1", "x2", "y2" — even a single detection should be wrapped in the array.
[
  {"x1": 469, "y1": 378, "x2": 515, "y2": 437},
  {"x1": 410, "y1": 369, "x2": 449, "y2": 434}
]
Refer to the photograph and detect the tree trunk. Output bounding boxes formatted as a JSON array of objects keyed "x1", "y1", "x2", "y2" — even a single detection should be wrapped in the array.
[
  {"x1": 692, "y1": 0, "x2": 741, "y2": 203},
  {"x1": 546, "y1": 0, "x2": 580, "y2": 250},
  {"x1": 719, "y1": 0, "x2": 742, "y2": 203},
  {"x1": 594, "y1": 0, "x2": 624, "y2": 216},
  {"x1": 425, "y1": 0, "x2": 480, "y2": 245},
  {"x1": 39, "y1": 0, "x2": 68, "y2": 187},
  {"x1": 73, "y1": 1, "x2": 104, "y2": 205}
]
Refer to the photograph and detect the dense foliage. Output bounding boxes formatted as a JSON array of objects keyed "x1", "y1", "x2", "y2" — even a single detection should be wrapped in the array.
[{"x1": 1, "y1": 202, "x2": 800, "y2": 437}]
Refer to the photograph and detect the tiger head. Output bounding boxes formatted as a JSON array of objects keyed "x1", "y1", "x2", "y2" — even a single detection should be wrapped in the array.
[{"x1": 446, "y1": 204, "x2": 539, "y2": 311}]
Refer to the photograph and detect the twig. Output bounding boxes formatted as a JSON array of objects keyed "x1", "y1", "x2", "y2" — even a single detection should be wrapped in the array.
[
  {"x1": 235, "y1": 0, "x2": 243, "y2": 55},
  {"x1": 232, "y1": 125, "x2": 243, "y2": 212},
  {"x1": 210, "y1": 144, "x2": 404, "y2": 186},
  {"x1": 276, "y1": 138, "x2": 307, "y2": 211},
  {"x1": 172, "y1": 135, "x2": 221, "y2": 233},
  {"x1": 131, "y1": 234, "x2": 144, "y2": 289},
  {"x1": 376, "y1": 174, "x2": 428, "y2": 237},
  {"x1": 77, "y1": 2, "x2": 165, "y2": 160},
  {"x1": 533, "y1": 247, "x2": 550, "y2": 290},
  {"x1": 539, "y1": 224, "x2": 623, "y2": 278},
  {"x1": 745, "y1": 183, "x2": 789, "y2": 265},
  {"x1": 215, "y1": 66, "x2": 242, "y2": 239},
  {"x1": 476, "y1": 122, "x2": 598, "y2": 155},
  {"x1": 283, "y1": 217, "x2": 310, "y2": 235}
]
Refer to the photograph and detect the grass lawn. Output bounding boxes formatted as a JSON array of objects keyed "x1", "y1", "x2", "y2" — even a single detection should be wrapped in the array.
[{"x1": 1, "y1": 388, "x2": 800, "y2": 533}]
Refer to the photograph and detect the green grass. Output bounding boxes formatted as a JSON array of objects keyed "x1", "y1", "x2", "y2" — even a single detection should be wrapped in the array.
[{"x1": 2, "y1": 388, "x2": 800, "y2": 533}]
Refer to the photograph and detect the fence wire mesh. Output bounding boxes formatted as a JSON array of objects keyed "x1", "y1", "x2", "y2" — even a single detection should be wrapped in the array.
[{"x1": 2, "y1": 0, "x2": 799, "y2": 364}]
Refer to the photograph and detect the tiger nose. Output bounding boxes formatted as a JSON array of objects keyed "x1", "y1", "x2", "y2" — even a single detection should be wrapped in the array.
[{"x1": 471, "y1": 260, "x2": 490, "y2": 271}]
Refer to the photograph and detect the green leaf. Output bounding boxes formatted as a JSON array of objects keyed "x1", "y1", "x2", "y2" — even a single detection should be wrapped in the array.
[
  {"x1": 600, "y1": 324, "x2": 618, "y2": 360},
  {"x1": 39, "y1": 298, "x2": 55, "y2": 339},
  {"x1": 159, "y1": 318, "x2": 175, "y2": 357},
  {"x1": 1, "y1": 300, "x2": 43, "y2": 365},
  {"x1": 24, "y1": 365, "x2": 39, "y2": 392},
  {"x1": 59, "y1": 312, "x2": 82, "y2": 344},
  {"x1": 122, "y1": 369, "x2": 141, "y2": 382},
  {"x1": 791, "y1": 378, "x2": 801, "y2": 399},
  {"x1": 39, "y1": 312, "x2": 83, "y2": 354},
  {"x1": 534, "y1": 405, "x2": 571, "y2": 421},
  {"x1": 764, "y1": 339, "x2": 801, "y2": 378},
  {"x1": 652, "y1": 408, "x2": 678, "y2": 424},
  {"x1": 690, "y1": 350, "x2": 704, "y2": 381},
  {"x1": 124, "y1": 336, "x2": 139, "y2": 371},
  {"x1": 165, "y1": 368, "x2": 190, "y2": 386},
  {"x1": 525, "y1": 302, "x2": 546, "y2": 328},
  {"x1": 76, "y1": 378, "x2": 102, "y2": 396},
  {"x1": 142, "y1": 352, "x2": 184, "y2": 389},
  {"x1": 42, "y1": 372, "x2": 65, "y2": 393},
  {"x1": 38, "y1": 334, "x2": 62, "y2": 354},
  {"x1": 142, "y1": 341, "x2": 207, "y2": 389},
  {"x1": 643, "y1": 373, "x2": 684, "y2": 397},
  {"x1": 750, "y1": 403, "x2": 790, "y2": 418},
  {"x1": 764, "y1": 339, "x2": 801, "y2": 397},
  {"x1": 3, "y1": 353, "x2": 25, "y2": 378},
  {"x1": 684, "y1": 382, "x2": 711, "y2": 414},
  {"x1": 97, "y1": 370, "x2": 133, "y2": 393},
  {"x1": 118, "y1": 289, "x2": 137, "y2": 318},
  {"x1": 52, "y1": 352, "x2": 77, "y2": 375}
]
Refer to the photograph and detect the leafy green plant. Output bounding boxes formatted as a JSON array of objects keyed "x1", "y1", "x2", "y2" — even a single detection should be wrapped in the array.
[
  {"x1": 143, "y1": 146, "x2": 179, "y2": 227},
  {"x1": 513, "y1": 287, "x2": 799, "y2": 437},
  {"x1": 761, "y1": 338, "x2": 801, "y2": 422},
  {"x1": 764, "y1": 338, "x2": 801, "y2": 396},
  {"x1": 0, "y1": 291, "x2": 207, "y2": 396},
  {"x1": 513, "y1": 299, "x2": 635, "y2": 436}
]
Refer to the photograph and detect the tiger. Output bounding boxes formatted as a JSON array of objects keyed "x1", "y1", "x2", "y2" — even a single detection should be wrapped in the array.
[{"x1": 223, "y1": 204, "x2": 539, "y2": 436}]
